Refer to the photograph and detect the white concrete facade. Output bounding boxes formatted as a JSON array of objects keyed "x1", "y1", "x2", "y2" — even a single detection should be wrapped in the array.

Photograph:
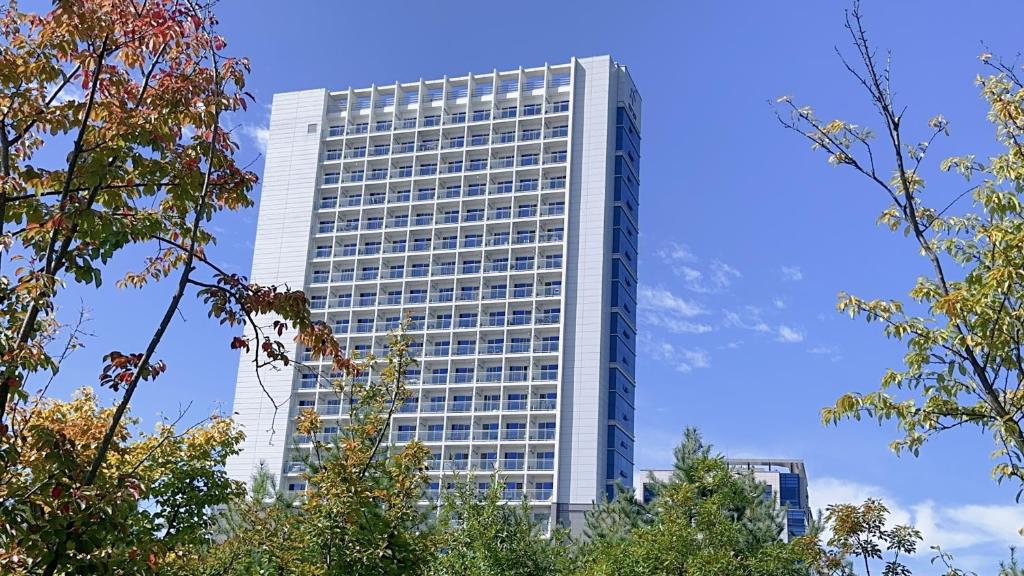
[{"x1": 227, "y1": 57, "x2": 640, "y2": 530}]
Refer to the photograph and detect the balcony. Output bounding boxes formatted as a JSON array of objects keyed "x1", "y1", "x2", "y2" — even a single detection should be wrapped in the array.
[
  {"x1": 448, "y1": 429, "x2": 471, "y2": 441},
  {"x1": 527, "y1": 488, "x2": 553, "y2": 501},
  {"x1": 446, "y1": 460, "x2": 469, "y2": 471},
  {"x1": 532, "y1": 398, "x2": 557, "y2": 410},
  {"x1": 476, "y1": 458, "x2": 498, "y2": 471},
  {"x1": 393, "y1": 430, "x2": 416, "y2": 443},
  {"x1": 532, "y1": 457, "x2": 557, "y2": 471},
  {"x1": 535, "y1": 341, "x2": 559, "y2": 353},
  {"x1": 533, "y1": 370, "x2": 557, "y2": 382},
  {"x1": 427, "y1": 319, "x2": 452, "y2": 330},
  {"x1": 507, "y1": 342, "x2": 529, "y2": 354},
  {"x1": 475, "y1": 429, "x2": 500, "y2": 441},
  {"x1": 503, "y1": 428, "x2": 527, "y2": 441},
  {"x1": 531, "y1": 429, "x2": 557, "y2": 442},
  {"x1": 502, "y1": 459, "x2": 525, "y2": 471},
  {"x1": 537, "y1": 313, "x2": 561, "y2": 325},
  {"x1": 503, "y1": 488, "x2": 524, "y2": 500}
]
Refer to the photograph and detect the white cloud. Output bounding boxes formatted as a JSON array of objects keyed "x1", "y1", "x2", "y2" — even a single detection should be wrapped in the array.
[
  {"x1": 810, "y1": 477, "x2": 1024, "y2": 556},
  {"x1": 773, "y1": 297, "x2": 786, "y2": 309},
  {"x1": 781, "y1": 265, "x2": 804, "y2": 281},
  {"x1": 242, "y1": 123, "x2": 270, "y2": 153},
  {"x1": 638, "y1": 285, "x2": 705, "y2": 318},
  {"x1": 776, "y1": 324, "x2": 805, "y2": 343},
  {"x1": 639, "y1": 332, "x2": 710, "y2": 374},
  {"x1": 724, "y1": 309, "x2": 806, "y2": 344},
  {"x1": 656, "y1": 242, "x2": 697, "y2": 264},
  {"x1": 655, "y1": 243, "x2": 740, "y2": 293},
  {"x1": 638, "y1": 285, "x2": 713, "y2": 334},
  {"x1": 723, "y1": 310, "x2": 771, "y2": 333},
  {"x1": 718, "y1": 340, "x2": 744, "y2": 350}
]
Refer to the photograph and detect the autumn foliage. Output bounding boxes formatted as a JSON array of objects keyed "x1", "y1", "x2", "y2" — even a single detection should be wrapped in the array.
[{"x1": 0, "y1": 1, "x2": 352, "y2": 573}]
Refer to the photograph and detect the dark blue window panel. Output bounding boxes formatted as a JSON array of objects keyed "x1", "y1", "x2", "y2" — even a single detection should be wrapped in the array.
[
  {"x1": 610, "y1": 249, "x2": 634, "y2": 280},
  {"x1": 787, "y1": 509, "x2": 807, "y2": 537},
  {"x1": 616, "y1": 107, "x2": 641, "y2": 145},
  {"x1": 609, "y1": 367, "x2": 636, "y2": 405},
  {"x1": 611, "y1": 282, "x2": 637, "y2": 324},
  {"x1": 610, "y1": 315, "x2": 635, "y2": 351},
  {"x1": 615, "y1": 128, "x2": 641, "y2": 169},
  {"x1": 614, "y1": 183, "x2": 639, "y2": 226},
  {"x1": 607, "y1": 392, "x2": 635, "y2": 435},
  {"x1": 614, "y1": 208, "x2": 639, "y2": 243},
  {"x1": 607, "y1": 424, "x2": 635, "y2": 461},
  {"x1": 610, "y1": 336, "x2": 635, "y2": 378},
  {"x1": 605, "y1": 449, "x2": 633, "y2": 485},
  {"x1": 779, "y1": 473, "x2": 802, "y2": 508},
  {"x1": 614, "y1": 173, "x2": 639, "y2": 208},
  {"x1": 611, "y1": 260, "x2": 638, "y2": 286},
  {"x1": 613, "y1": 227, "x2": 638, "y2": 259}
]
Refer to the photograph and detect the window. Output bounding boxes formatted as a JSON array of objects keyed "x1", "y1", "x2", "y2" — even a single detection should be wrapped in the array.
[
  {"x1": 549, "y1": 99, "x2": 570, "y2": 113},
  {"x1": 523, "y1": 103, "x2": 542, "y2": 116}
]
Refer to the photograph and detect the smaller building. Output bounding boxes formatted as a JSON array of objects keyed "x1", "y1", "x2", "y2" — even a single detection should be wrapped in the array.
[{"x1": 637, "y1": 459, "x2": 811, "y2": 539}]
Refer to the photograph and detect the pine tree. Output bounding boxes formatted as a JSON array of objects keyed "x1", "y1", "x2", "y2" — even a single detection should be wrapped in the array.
[{"x1": 581, "y1": 483, "x2": 652, "y2": 544}]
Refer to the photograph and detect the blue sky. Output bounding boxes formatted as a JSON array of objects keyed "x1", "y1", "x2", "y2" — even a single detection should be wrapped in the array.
[{"x1": 40, "y1": 0, "x2": 1024, "y2": 571}]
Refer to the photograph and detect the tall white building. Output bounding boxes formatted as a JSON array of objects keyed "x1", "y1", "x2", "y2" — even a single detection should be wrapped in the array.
[{"x1": 227, "y1": 55, "x2": 641, "y2": 529}]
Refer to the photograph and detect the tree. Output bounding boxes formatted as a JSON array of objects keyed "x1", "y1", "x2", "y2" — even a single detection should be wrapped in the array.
[
  {"x1": 0, "y1": 388, "x2": 244, "y2": 574},
  {"x1": 173, "y1": 330, "x2": 432, "y2": 576},
  {"x1": 0, "y1": 1, "x2": 352, "y2": 573},
  {"x1": 778, "y1": 1, "x2": 1024, "y2": 496},
  {"x1": 292, "y1": 330, "x2": 431, "y2": 576},
  {"x1": 429, "y1": 478, "x2": 575, "y2": 576},
  {"x1": 581, "y1": 482, "x2": 652, "y2": 545},
  {"x1": 645, "y1": 427, "x2": 785, "y2": 548},
  {"x1": 164, "y1": 465, "x2": 303, "y2": 576},
  {"x1": 578, "y1": 429, "x2": 809, "y2": 576}
]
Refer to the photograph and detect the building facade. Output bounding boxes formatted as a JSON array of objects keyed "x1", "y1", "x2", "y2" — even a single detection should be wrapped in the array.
[
  {"x1": 226, "y1": 56, "x2": 641, "y2": 530},
  {"x1": 638, "y1": 459, "x2": 812, "y2": 539}
]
